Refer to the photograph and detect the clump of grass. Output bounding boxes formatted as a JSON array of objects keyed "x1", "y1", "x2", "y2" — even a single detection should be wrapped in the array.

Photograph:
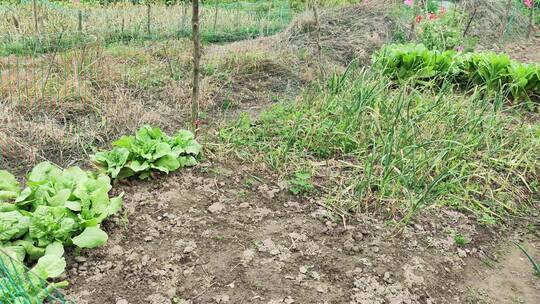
[
  {"x1": 220, "y1": 68, "x2": 539, "y2": 223},
  {"x1": 453, "y1": 232, "x2": 471, "y2": 246}
]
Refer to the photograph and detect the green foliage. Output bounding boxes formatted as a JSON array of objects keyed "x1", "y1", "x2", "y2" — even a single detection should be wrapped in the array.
[
  {"x1": 373, "y1": 43, "x2": 540, "y2": 106},
  {"x1": 289, "y1": 170, "x2": 315, "y2": 195},
  {"x1": 416, "y1": 9, "x2": 470, "y2": 52},
  {"x1": 92, "y1": 125, "x2": 202, "y2": 180},
  {"x1": 0, "y1": 162, "x2": 122, "y2": 302},
  {"x1": 453, "y1": 232, "x2": 470, "y2": 246},
  {"x1": 221, "y1": 68, "x2": 539, "y2": 223}
]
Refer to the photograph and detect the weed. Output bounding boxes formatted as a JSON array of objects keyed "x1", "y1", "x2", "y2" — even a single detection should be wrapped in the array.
[
  {"x1": 289, "y1": 170, "x2": 315, "y2": 195},
  {"x1": 453, "y1": 232, "x2": 471, "y2": 246}
]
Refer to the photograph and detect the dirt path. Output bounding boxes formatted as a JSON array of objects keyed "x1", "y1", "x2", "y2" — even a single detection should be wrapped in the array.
[
  {"x1": 65, "y1": 161, "x2": 539, "y2": 304},
  {"x1": 465, "y1": 240, "x2": 540, "y2": 304}
]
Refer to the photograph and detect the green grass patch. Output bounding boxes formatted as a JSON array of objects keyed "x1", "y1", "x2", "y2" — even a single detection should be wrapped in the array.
[{"x1": 220, "y1": 68, "x2": 540, "y2": 223}]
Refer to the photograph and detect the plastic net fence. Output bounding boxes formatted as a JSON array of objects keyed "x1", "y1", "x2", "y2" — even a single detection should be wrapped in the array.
[
  {"x1": 0, "y1": 1, "x2": 294, "y2": 56},
  {"x1": 0, "y1": 249, "x2": 73, "y2": 304}
]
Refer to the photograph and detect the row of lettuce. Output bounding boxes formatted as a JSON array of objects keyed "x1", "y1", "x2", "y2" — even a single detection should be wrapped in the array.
[
  {"x1": 0, "y1": 126, "x2": 201, "y2": 302},
  {"x1": 372, "y1": 44, "x2": 540, "y2": 108}
]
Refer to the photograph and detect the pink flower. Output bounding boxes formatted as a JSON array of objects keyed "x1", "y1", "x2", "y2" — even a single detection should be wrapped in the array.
[
  {"x1": 439, "y1": 6, "x2": 447, "y2": 16},
  {"x1": 428, "y1": 13, "x2": 438, "y2": 20},
  {"x1": 524, "y1": 0, "x2": 533, "y2": 9},
  {"x1": 456, "y1": 45, "x2": 464, "y2": 52},
  {"x1": 404, "y1": 0, "x2": 414, "y2": 6},
  {"x1": 416, "y1": 15, "x2": 424, "y2": 24}
]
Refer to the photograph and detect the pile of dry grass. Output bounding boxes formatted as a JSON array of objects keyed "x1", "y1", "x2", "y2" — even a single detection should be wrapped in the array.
[
  {"x1": 460, "y1": 0, "x2": 531, "y2": 47},
  {"x1": 282, "y1": 2, "x2": 396, "y2": 65}
]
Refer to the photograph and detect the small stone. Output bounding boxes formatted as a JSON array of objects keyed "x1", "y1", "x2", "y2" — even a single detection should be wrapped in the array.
[
  {"x1": 74, "y1": 256, "x2": 87, "y2": 263},
  {"x1": 284, "y1": 296, "x2": 295, "y2": 304},
  {"x1": 315, "y1": 285, "x2": 326, "y2": 293},
  {"x1": 299, "y1": 266, "x2": 308, "y2": 274},
  {"x1": 213, "y1": 295, "x2": 229, "y2": 303},
  {"x1": 144, "y1": 236, "x2": 153, "y2": 242},
  {"x1": 208, "y1": 202, "x2": 225, "y2": 214},
  {"x1": 184, "y1": 241, "x2": 197, "y2": 254},
  {"x1": 116, "y1": 299, "x2": 128, "y2": 304},
  {"x1": 110, "y1": 245, "x2": 124, "y2": 255},
  {"x1": 383, "y1": 272, "x2": 392, "y2": 283},
  {"x1": 239, "y1": 202, "x2": 250, "y2": 208},
  {"x1": 242, "y1": 249, "x2": 256, "y2": 264}
]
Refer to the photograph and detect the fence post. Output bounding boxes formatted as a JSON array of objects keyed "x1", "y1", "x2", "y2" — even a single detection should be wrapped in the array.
[
  {"x1": 147, "y1": 4, "x2": 151, "y2": 36},
  {"x1": 527, "y1": 2, "x2": 535, "y2": 38},
  {"x1": 78, "y1": 10, "x2": 83, "y2": 32},
  {"x1": 191, "y1": 0, "x2": 200, "y2": 134},
  {"x1": 32, "y1": 0, "x2": 39, "y2": 34},
  {"x1": 213, "y1": 3, "x2": 219, "y2": 32}
]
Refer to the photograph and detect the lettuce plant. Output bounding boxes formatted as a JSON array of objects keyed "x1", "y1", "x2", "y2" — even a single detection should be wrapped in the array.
[
  {"x1": 92, "y1": 125, "x2": 202, "y2": 179},
  {"x1": 0, "y1": 162, "x2": 123, "y2": 301},
  {"x1": 372, "y1": 43, "x2": 540, "y2": 107}
]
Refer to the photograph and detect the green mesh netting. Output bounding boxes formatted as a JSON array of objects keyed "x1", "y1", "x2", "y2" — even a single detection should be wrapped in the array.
[{"x1": 0, "y1": 249, "x2": 73, "y2": 304}]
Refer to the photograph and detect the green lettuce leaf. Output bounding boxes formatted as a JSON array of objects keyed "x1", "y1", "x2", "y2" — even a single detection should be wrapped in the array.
[
  {"x1": 0, "y1": 170, "x2": 20, "y2": 202},
  {"x1": 0, "y1": 211, "x2": 30, "y2": 241},
  {"x1": 72, "y1": 226, "x2": 108, "y2": 248},
  {"x1": 31, "y1": 242, "x2": 66, "y2": 279}
]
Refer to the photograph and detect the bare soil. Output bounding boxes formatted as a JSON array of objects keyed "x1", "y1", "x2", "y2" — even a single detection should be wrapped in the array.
[
  {"x1": 65, "y1": 160, "x2": 539, "y2": 304},
  {"x1": 504, "y1": 37, "x2": 540, "y2": 63},
  {"x1": 2, "y1": 3, "x2": 537, "y2": 303}
]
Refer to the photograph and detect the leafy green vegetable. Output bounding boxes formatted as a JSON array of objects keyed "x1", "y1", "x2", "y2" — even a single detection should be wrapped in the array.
[
  {"x1": 92, "y1": 125, "x2": 202, "y2": 179},
  {"x1": 31, "y1": 242, "x2": 66, "y2": 279},
  {"x1": 29, "y1": 206, "x2": 78, "y2": 247},
  {"x1": 0, "y1": 161, "x2": 124, "y2": 302},
  {"x1": 0, "y1": 170, "x2": 20, "y2": 202},
  {"x1": 72, "y1": 226, "x2": 108, "y2": 249},
  {"x1": 0, "y1": 210, "x2": 30, "y2": 242},
  {"x1": 372, "y1": 44, "x2": 540, "y2": 107}
]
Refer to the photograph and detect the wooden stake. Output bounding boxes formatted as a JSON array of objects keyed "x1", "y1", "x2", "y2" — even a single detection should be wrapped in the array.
[
  {"x1": 409, "y1": 0, "x2": 420, "y2": 40},
  {"x1": 527, "y1": 1, "x2": 535, "y2": 38},
  {"x1": 78, "y1": 10, "x2": 83, "y2": 32},
  {"x1": 191, "y1": 0, "x2": 201, "y2": 134},
  {"x1": 32, "y1": 0, "x2": 39, "y2": 34},
  {"x1": 312, "y1": 0, "x2": 324, "y2": 83},
  {"x1": 147, "y1": 4, "x2": 151, "y2": 36}
]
